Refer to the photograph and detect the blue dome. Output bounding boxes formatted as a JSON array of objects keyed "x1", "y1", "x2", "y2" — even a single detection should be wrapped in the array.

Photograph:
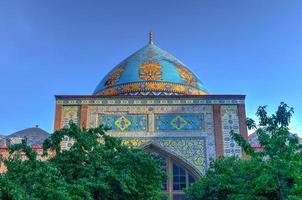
[{"x1": 93, "y1": 42, "x2": 208, "y2": 96}]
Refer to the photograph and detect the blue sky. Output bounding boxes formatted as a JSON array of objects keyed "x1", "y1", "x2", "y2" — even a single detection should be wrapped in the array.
[{"x1": 0, "y1": 0, "x2": 301, "y2": 135}]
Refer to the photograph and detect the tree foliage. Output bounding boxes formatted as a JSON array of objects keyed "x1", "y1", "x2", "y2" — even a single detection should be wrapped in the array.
[
  {"x1": 186, "y1": 102, "x2": 302, "y2": 200},
  {"x1": 0, "y1": 124, "x2": 165, "y2": 200}
]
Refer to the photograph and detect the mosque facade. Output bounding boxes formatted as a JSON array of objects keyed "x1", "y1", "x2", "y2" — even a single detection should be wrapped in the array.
[{"x1": 54, "y1": 34, "x2": 248, "y2": 199}]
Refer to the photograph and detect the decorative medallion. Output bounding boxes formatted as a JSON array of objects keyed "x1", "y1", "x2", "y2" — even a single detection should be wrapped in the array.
[
  {"x1": 176, "y1": 65, "x2": 197, "y2": 87},
  {"x1": 155, "y1": 114, "x2": 204, "y2": 131},
  {"x1": 139, "y1": 61, "x2": 162, "y2": 81},
  {"x1": 100, "y1": 115, "x2": 147, "y2": 131},
  {"x1": 171, "y1": 115, "x2": 187, "y2": 130},
  {"x1": 114, "y1": 116, "x2": 131, "y2": 131},
  {"x1": 104, "y1": 65, "x2": 125, "y2": 87}
]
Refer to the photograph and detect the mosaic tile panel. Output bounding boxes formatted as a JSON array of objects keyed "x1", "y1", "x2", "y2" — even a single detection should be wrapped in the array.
[
  {"x1": 221, "y1": 105, "x2": 242, "y2": 156},
  {"x1": 87, "y1": 105, "x2": 216, "y2": 164},
  {"x1": 61, "y1": 106, "x2": 80, "y2": 128},
  {"x1": 155, "y1": 114, "x2": 203, "y2": 131},
  {"x1": 122, "y1": 137, "x2": 206, "y2": 175},
  {"x1": 99, "y1": 114, "x2": 147, "y2": 132}
]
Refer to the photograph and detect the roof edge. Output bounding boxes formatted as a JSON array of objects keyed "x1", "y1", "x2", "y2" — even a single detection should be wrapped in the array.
[
  {"x1": 0, "y1": 146, "x2": 43, "y2": 150},
  {"x1": 55, "y1": 94, "x2": 246, "y2": 99}
]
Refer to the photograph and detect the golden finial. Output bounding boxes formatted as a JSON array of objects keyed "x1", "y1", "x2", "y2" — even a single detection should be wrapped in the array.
[{"x1": 149, "y1": 31, "x2": 153, "y2": 44}]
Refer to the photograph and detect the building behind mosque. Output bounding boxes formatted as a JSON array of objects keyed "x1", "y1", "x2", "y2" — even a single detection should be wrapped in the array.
[{"x1": 53, "y1": 33, "x2": 248, "y2": 199}]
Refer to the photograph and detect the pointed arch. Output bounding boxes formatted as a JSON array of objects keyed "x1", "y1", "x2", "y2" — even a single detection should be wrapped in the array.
[{"x1": 140, "y1": 142, "x2": 202, "y2": 180}]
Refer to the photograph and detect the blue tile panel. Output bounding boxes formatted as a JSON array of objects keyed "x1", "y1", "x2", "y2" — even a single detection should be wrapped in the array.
[
  {"x1": 155, "y1": 114, "x2": 203, "y2": 131},
  {"x1": 100, "y1": 115, "x2": 147, "y2": 132}
]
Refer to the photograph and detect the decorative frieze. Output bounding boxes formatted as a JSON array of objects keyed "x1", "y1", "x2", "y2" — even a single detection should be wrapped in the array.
[{"x1": 56, "y1": 96, "x2": 245, "y2": 106}]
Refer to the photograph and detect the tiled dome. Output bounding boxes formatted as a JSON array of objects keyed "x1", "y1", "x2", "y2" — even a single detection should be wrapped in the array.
[{"x1": 94, "y1": 35, "x2": 208, "y2": 96}]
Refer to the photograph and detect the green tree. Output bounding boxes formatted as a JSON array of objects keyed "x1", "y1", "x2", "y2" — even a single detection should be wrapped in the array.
[
  {"x1": 186, "y1": 102, "x2": 302, "y2": 200},
  {"x1": 185, "y1": 156, "x2": 276, "y2": 200},
  {"x1": 0, "y1": 124, "x2": 165, "y2": 200},
  {"x1": 0, "y1": 140, "x2": 83, "y2": 200}
]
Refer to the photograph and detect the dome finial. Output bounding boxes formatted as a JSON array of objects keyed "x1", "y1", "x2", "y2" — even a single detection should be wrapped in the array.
[{"x1": 149, "y1": 31, "x2": 153, "y2": 44}]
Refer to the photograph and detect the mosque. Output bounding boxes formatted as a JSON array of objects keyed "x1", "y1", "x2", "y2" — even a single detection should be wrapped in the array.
[{"x1": 54, "y1": 33, "x2": 248, "y2": 199}]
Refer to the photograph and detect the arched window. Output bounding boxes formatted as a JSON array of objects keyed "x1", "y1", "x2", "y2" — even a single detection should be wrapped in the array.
[{"x1": 145, "y1": 144, "x2": 199, "y2": 200}]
